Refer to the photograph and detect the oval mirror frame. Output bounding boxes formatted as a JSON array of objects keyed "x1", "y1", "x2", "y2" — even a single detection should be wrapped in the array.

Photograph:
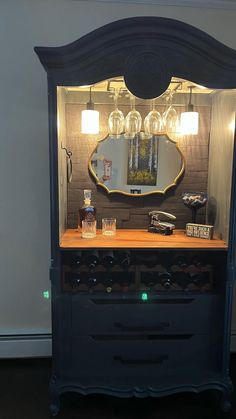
[{"x1": 88, "y1": 133, "x2": 185, "y2": 197}]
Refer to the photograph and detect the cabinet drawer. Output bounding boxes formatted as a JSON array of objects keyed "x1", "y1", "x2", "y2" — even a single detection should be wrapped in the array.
[
  {"x1": 71, "y1": 294, "x2": 223, "y2": 335},
  {"x1": 67, "y1": 334, "x2": 222, "y2": 379}
]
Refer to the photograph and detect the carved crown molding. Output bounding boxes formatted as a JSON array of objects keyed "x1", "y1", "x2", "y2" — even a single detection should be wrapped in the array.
[
  {"x1": 76, "y1": 0, "x2": 236, "y2": 9},
  {"x1": 35, "y1": 16, "x2": 236, "y2": 98}
]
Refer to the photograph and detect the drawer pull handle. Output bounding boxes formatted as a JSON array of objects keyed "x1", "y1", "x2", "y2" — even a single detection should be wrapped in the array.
[
  {"x1": 113, "y1": 322, "x2": 170, "y2": 332},
  {"x1": 91, "y1": 298, "x2": 194, "y2": 304},
  {"x1": 113, "y1": 355, "x2": 168, "y2": 365}
]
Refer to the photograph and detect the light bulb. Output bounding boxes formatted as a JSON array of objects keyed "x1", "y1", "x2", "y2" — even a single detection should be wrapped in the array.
[
  {"x1": 180, "y1": 111, "x2": 199, "y2": 135},
  {"x1": 81, "y1": 109, "x2": 99, "y2": 134}
]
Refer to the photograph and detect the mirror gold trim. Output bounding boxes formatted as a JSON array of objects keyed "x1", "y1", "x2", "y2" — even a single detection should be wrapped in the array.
[{"x1": 88, "y1": 133, "x2": 185, "y2": 197}]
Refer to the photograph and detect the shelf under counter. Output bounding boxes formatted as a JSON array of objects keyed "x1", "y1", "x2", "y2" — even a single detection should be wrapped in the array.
[{"x1": 60, "y1": 229, "x2": 227, "y2": 250}]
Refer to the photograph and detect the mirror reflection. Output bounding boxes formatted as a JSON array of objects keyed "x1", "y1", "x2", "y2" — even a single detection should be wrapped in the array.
[{"x1": 89, "y1": 133, "x2": 184, "y2": 196}]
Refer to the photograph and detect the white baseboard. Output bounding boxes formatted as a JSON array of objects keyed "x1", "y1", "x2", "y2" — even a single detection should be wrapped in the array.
[{"x1": 0, "y1": 335, "x2": 52, "y2": 358}]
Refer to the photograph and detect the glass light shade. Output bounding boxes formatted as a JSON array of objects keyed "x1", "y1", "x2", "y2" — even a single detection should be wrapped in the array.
[
  {"x1": 81, "y1": 109, "x2": 99, "y2": 134},
  {"x1": 180, "y1": 111, "x2": 199, "y2": 135}
]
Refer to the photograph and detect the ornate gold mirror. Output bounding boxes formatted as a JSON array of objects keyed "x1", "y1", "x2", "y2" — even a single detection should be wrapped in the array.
[{"x1": 89, "y1": 133, "x2": 184, "y2": 196}]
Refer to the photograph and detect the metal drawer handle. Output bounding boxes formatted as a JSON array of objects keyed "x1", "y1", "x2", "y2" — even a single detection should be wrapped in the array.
[
  {"x1": 113, "y1": 355, "x2": 168, "y2": 365},
  {"x1": 113, "y1": 322, "x2": 170, "y2": 332}
]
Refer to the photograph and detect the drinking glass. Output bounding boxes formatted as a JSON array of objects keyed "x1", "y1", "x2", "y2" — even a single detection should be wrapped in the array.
[
  {"x1": 108, "y1": 90, "x2": 124, "y2": 136},
  {"x1": 102, "y1": 218, "x2": 116, "y2": 236},
  {"x1": 125, "y1": 94, "x2": 142, "y2": 137},
  {"x1": 144, "y1": 99, "x2": 162, "y2": 136},
  {"x1": 82, "y1": 220, "x2": 97, "y2": 239}
]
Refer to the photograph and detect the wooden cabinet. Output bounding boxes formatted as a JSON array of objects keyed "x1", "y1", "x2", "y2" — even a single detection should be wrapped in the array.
[{"x1": 35, "y1": 17, "x2": 236, "y2": 415}]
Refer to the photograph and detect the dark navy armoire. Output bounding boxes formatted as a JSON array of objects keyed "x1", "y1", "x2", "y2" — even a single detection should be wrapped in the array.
[{"x1": 35, "y1": 17, "x2": 236, "y2": 415}]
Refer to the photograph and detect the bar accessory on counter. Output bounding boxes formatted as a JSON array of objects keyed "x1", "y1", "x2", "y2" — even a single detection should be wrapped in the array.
[
  {"x1": 182, "y1": 192, "x2": 207, "y2": 224},
  {"x1": 148, "y1": 211, "x2": 176, "y2": 235},
  {"x1": 81, "y1": 220, "x2": 97, "y2": 239},
  {"x1": 186, "y1": 223, "x2": 214, "y2": 239},
  {"x1": 102, "y1": 218, "x2": 116, "y2": 236},
  {"x1": 79, "y1": 189, "x2": 96, "y2": 228}
]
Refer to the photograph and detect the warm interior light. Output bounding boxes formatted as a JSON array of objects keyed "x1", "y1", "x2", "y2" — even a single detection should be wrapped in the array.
[
  {"x1": 180, "y1": 86, "x2": 199, "y2": 135},
  {"x1": 81, "y1": 86, "x2": 100, "y2": 134},
  {"x1": 229, "y1": 119, "x2": 235, "y2": 133},
  {"x1": 81, "y1": 109, "x2": 99, "y2": 134},
  {"x1": 180, "y1": 111, "x2": 199, "y2": 135}
]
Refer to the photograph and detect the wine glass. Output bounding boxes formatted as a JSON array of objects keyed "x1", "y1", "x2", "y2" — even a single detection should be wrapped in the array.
[
  {"x1": 182, "y1": 192, "x2": 208, "y2": 223},
  {"x1": 108, "y1": 90, "x2": 124, "y2": 137},
  {"x1": 144, "y1": 99, "x2": 162, "y2": 136},
  {"x1": 162, "y1": 91, "x2": 179, "y2": 136},
  {"x1": 125, "y1": 94, "x2": 142, "y2": 137}
]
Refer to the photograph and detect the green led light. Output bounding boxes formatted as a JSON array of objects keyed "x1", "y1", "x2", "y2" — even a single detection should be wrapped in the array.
[
  {"x1": 43, "y1": 290, "x2": 50, "y2": 300},
  {"x1": 141, "y1": 292, "x2": 148, "y2": 301}
]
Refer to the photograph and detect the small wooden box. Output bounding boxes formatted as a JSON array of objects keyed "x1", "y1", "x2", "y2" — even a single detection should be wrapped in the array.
[{"x1": 186, "y1": 223, "x2": 214, "y2": 240}]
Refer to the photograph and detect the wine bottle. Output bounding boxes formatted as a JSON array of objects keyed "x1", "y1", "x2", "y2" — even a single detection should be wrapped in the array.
[
  {"x1": 117, "y1": 250, "x2": 131, "y2": 268},
  {"x1": 172, "y1": 254, "x2": 188, "y2": 269},
  {"x1": 101, "y1": 250, "x2": 116, "y2": 269},
  {"x1": 84, "y1": 250, "x2": 99, "y2": 270},
  {"x1": 140, "y1": 252, "x2": 159, "y2": 267},
  {"x1": 173, "y1": 271, "x2": 189, "y2": 289},
  {"x1": 70, "y1": 251, "x2": 83, "y2": 268},
  {"x1": 189, "y1": 271, "x2": 209, "y2": 287},
  {"x1": 159, "y1": 271, "x2": 172, "y2": 289},
  {"x1": 87, "y1": 275, "x2": 97, "y2": 290},
  {"x1": 190, "y1": 253, "x2": 205, "y2": 268},
  {"x1": 66, "y1": 272, "x2": 81, "y2": 286}
]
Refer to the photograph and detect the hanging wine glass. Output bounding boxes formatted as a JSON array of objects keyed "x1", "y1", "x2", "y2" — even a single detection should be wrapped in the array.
[
  {"x1": 162, "y1": 91, "x2": 179, "y2": 136},
  {"x1": 144, "y1": 99, "x2": 162, "y2": 136},
  {"x1": 108, "y1": 90, "x2": 124, "y2": 137},
  {"x1": 125, "y1": 94, "x2": 142, "y2": 137}
]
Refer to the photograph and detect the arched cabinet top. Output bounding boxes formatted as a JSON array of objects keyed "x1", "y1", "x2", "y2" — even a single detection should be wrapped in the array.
[{"x1": 34, "y1": 16, "x2": 236, "y2": 98}]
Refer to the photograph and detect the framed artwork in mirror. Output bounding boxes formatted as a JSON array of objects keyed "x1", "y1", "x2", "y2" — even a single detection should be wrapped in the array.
[{"x1": 89, "y1": 133, "x2": 185, "y2": 196}]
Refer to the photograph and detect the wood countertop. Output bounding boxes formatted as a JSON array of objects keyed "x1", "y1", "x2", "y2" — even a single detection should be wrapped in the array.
[{"x1": 60, "y1": 229, "x2": 227, "y2": 250}]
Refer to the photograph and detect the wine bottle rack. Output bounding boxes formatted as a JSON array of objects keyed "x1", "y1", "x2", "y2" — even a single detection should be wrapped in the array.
[{"x1": 61, "y1": 250, "x2": 225, "y2": 294}]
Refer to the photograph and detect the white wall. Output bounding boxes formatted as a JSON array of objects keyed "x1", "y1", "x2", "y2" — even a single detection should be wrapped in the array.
[{"x1": 1, "y1": 0, "x2": 236, "y2": 356}]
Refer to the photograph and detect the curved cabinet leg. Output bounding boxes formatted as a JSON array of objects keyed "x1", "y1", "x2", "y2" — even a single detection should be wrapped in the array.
[
  {"x1": 220, "y1": 384, "x2": 233, "y2": 413},
  {"x1": 49, "y1": 375, "x2": 61, "y2": 416}
]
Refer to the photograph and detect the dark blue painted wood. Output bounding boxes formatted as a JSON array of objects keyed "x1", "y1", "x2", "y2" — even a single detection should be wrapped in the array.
[
  {"x1": 35, "y1": 17, "x2": 236, "y2": 99},
  {"x1": 34, "y1": 16, "x2": 236, "y2": 415},
  {"x1": 71, "y1": 294, "x2": 223, "y2": 335}
]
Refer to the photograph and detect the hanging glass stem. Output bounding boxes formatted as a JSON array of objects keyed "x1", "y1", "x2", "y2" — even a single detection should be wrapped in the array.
[
  {"x1": 144, "y1": 98, "x2": 162, "y2": 136},
  {"x1": 125, "y1": 93, "x2": 142, "y2": 137},
  {"x1": 108, "y1": 89, "x2": 124, "y2": 136}
]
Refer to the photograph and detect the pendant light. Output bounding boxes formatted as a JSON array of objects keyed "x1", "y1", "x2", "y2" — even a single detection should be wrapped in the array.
[
  {"x1": 180, "y1": 86, "x2": 199, "y2": 135},
  {"x1": 81, "y1": 86, "x2": 99, "y2": 134}
]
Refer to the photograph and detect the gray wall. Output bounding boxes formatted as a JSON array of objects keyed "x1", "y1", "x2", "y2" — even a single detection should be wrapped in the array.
[{"x1": 1, "y1": 0, "x2": 236, "y2": 356}]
